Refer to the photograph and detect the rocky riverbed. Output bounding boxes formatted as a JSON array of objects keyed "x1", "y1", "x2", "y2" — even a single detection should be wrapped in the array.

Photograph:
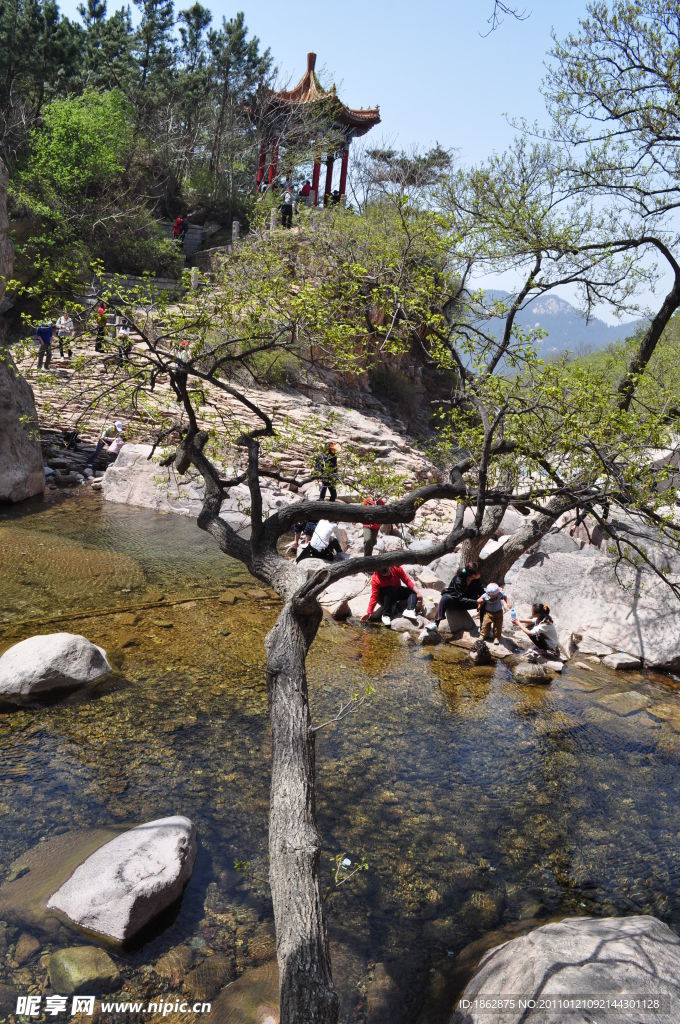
[{"x1": 2, "y1": 494, "x2": 680, "y2": 1023}]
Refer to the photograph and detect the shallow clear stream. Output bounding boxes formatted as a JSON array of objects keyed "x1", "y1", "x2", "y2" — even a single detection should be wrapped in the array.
[{"x1": 1, "y1": 493, "x2": 680, "y2": 1022}]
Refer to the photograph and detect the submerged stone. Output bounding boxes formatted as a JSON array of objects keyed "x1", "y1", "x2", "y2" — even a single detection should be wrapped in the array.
[
  {"x1": 48, "y1": 946, "x2": 121, "y2": 995},
  {"x1": 513, "y1": 662, "x2": 550, "y2": 684},
  {"x1": 648, "y1": 702, "x2": 680, "y2": 733},
  {"x1": 597, "y1": 690, "x2": 652, "y2": 717},
  {"x1": 13, "y1": 931, "x2": 40, "y2": 966}
]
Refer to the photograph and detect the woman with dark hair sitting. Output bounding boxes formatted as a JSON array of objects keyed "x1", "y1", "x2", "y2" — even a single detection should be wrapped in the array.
[
  {"x1": 428, "y1": 562, "x2": 483, "y2": 632},
  {"x1": 513, "y1": 603, "x2": 559, "y2": 656}
]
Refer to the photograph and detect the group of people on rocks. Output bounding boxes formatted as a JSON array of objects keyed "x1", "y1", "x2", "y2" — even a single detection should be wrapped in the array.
[
  {"x1": 428, "y1": 561, "x2": 559, "y2": 655},
  {"x1": 35, "y1": 312, "x2": 74, "y2": 369},
  {"x1": 361, "y1": 560, "x2": 558, "y2": 655},
  {"x1": 288, "y1": 441, "x2": 559, "y2": 656}
]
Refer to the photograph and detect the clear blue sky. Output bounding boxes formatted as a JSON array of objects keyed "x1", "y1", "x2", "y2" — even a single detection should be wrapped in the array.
[{"x1": 242, "y1": 0, "x2": 589, "y2": 166}]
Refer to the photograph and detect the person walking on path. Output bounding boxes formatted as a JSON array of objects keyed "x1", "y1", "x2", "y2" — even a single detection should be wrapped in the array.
[
  {"x1": 295, "y1": 519, "x2": 343, "y2": 562},
  {"x1": 477, "y1": 582, "x2": 511, "y2": 644},
  {"x1": 315, "y1": 442, "x2": 338, "y2": 501},
  {"x1": 361, "y1": 565, "x2": 422, "y2": 627},
  {"x1": 115, "y1": 317, "x2": 132, "y2": 365},
  {"x1": 281, "y1": 182, "x2": 294, "y2": 228},
  {"x1": 429, "y1": 562, "x2": 483, "y2": 633},
  {"x1": 95, "y1": 303, "x2": 107, "y2": 352},
  {"x1": 173, "y1": 215, "x2": 188, "y2": 249},
  {"x1": 86, "y1": 420, "x2": 125, "y2": 467},
  {"x1": 513, "y1": 603, "x2": 560, "y2": 657},
  {"x1": 55, "y1": 311, "x2": 74, "y2": 358},
  {"x1": 36, "y1": 321, "x2": 54, "y2": 369},
  {"x1": 362, "y1": 496, "x2": 386, "y2": 556}
]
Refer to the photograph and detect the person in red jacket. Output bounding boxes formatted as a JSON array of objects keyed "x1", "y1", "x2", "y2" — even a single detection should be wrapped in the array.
[{"x1": 361, "y1": 565, "x2": 422, "y2": 627}]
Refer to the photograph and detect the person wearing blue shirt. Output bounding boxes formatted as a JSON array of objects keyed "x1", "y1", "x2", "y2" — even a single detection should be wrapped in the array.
[{"x1": 36, "y1": 322, "x2": 54, "y2": 369}]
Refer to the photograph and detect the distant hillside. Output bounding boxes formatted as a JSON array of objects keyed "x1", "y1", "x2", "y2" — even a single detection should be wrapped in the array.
[{"x1": 481, "y1": 290, "x2": 645, "y2": 355}]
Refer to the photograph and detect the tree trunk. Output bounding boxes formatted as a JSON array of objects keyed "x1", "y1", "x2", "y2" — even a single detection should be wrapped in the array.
[
  {"x1": 480, "y1": 497, "x2": 574, "y2": 583},
  {"x1": 265, "y1": 600, "x2": 339, "y2": 1024},
  {"x1": 459, "y1": 503, "x2": 507, "y2": 568}
]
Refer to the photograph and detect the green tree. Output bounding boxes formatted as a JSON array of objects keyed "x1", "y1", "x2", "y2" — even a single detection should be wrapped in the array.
[
  {"x1": 133, "y1": 0, "x2": 176, "y2": 98},
  {"x1": 204, "y1": 11, "x2": 272, "y2": 213},
  {"x1": 12, "y1": 88, "x2": 179, "y2": 288},
  {"x1": 0, "y1": 0, "x2": 82, "y2": 162},
  {"x1": 545, "y1": 0, "x2": 680, "y2": 410},
  {"x1": 77, "y1": 0, "x2": 136, "y2": 94}
]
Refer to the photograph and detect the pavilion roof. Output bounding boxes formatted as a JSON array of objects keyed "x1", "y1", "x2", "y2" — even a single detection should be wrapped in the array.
[{"x1": 267, "y1": 53, "x2": 380, "y2": 138}]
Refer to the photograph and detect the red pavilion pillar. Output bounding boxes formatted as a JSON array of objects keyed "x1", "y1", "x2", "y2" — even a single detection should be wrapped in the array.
[
  {"x1": 323, "y1": 155, "x2": 334, "y2": 206},
  {"x1": 256, "y1": 146, "x2": 267, "y2": 190},
  {"x1": 268, "y1": 136, "x2": 279, "y2": 186},
  {"x1": 311, "y1": 155, "x2": 321, "y2": 206},
  {"x1": 338, "y1": 144, "x2": 350, "y2": 198}
]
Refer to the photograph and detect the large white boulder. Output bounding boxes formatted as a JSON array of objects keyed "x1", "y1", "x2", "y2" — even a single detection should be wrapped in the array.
[
  {"x1": 506, "y1": 547, "x2": 680, "y2": 669},
  {"x1": 318, "y1": 572, "x2": 368, "y2": 608},
  {"x1": 102, "y1": 444, "x2": 294, "y2": 530},
  {"x1": 451, "y1": 915, "x2": 680, "y2": 1024},
  {"x1": 0, "y1": 633, "x2": 111, "y2": 701},
  {"x1": 47, "y1": 816, "x2": 197, "y2": 942}
]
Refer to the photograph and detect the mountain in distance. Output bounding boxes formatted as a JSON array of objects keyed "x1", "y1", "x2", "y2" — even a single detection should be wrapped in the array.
[{"x1": 480, "y1": 290, "x2": 645, "y2": 355}]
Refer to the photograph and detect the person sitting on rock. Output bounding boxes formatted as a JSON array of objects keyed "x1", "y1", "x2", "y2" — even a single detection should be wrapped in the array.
[
  {"x1": 513, "y1": 603, "x2": 559, "y2": 657},
  {"x1": 361, "y1": 565, "x2": 422, "y2": 627},
  {"x1": 86, "y1": 420, "x2": 125, "y2": 468},
  {"x1": 295, "y1": 519, "x2": 343, "y2": 562},
  {"x1": 286, "y1": 519, "x2": 316, "y2": 555},
  {"x1": 429, "y1": 561, "x2": 483, "y2": 633},
  {"x1": 477, "y1": 582, "x2": 510, "y2": 645}
]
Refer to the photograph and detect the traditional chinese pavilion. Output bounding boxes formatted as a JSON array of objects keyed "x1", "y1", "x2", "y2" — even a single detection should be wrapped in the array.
[{"x1": 257, "y1": 52, "x2": 380, "y2": 205}]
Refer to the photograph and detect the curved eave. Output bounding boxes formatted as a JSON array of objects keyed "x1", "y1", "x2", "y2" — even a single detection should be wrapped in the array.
[
  {"x1": 263, "y1": 92, "x2": 381, "y2": 138},
  {"x1": 339, "y1": 106, "x2": 381, "y2": 137}
]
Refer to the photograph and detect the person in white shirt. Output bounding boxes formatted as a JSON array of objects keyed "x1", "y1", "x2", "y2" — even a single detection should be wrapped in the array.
[
  {"x1": 56, "y1": 311, "x2": 74, "y2": 358},
  {"x1": 115, "y1": 317, "x2": 132, "y2": 365},
  {"x1": 296, "y1": 519, "x2": 343, "y2": 562},
  {"x1": 513, "y1": 603, "x2": 559, "y2": 656}
]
